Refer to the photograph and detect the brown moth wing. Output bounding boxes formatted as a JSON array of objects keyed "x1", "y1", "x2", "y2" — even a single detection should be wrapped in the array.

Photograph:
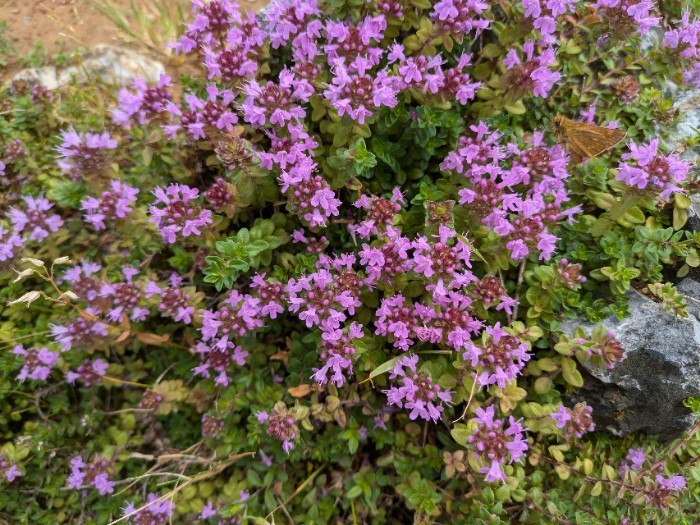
[
  {"x1": 557, "y1": 117, "x2": 627, "y2": 159},
  {"x1": 568, "y1": 151, "x2": 583, "y2": 166}
]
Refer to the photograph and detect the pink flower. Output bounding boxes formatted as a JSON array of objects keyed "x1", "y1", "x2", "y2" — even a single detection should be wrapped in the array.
[
  {"x1": 616, "y1": 139, "x2": 690, "y2": 200},
  {"x1": 550, "y1": 403, "x2": 595, "y2": 439},
  {"x1": 13, "y1": 345, "x2": 60, "y2": 382},
  {"x1": 67, "y1": 455, "x2": 114, "y2": 495},
  {"x1": 112, "y1": 74, "x2": 173, "y2": 127},
  {"x1": 193, "y1": 339, "x2": 249, "y2": 386},
  {"x1": 81, "y1": 180, "x2": 139, "y2": 230},
  {"x1": 462, "y1": 323, "x2": 530, "y2": 388},
  {"x1": 286, "y1": 269, "x2": 360, "y2": 331},
  {"x1": 149, "y1": 184, "x2": 213, "y2": 244},
  {"x1": 243, "y1": 69, "x2": 309, "y2": 129},
  {"x1": 100, "y1": 267, "x2": 149, "y2": 322},
  {"x1": 468, "y1": 405, "x2": 529, "y2": 483},
  {"x1": 8, "y1": 195, "x2": 64, "y2": 242},
  {"x1": 278, "y1": 155, "x2": 341, "y2": 228},
  {"x1": 312, "y1": 322, "x2": 364, "y2": 387},
  {"x1": 56, "y1": 129, "x2": 117, "y2": 181},
  {"x1": 383, "y1": 354, "x2": 452, "y2": 423},
  {"x1": 145, "y1": 274, "x2": 195, "y2": 324},
  {"x1": 66, "y1": 359, "x2": 109, "y2": 386}
]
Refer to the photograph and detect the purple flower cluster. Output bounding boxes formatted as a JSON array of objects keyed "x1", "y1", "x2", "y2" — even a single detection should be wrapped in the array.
[
  {"x1": 521, "y1": 0, "x2": 575, "y2": 44},
  {"x1": 359, "y1": 230, "x2": 413, "y2": 288},
  {"x1": 412, "y1": 226, "x2": 474, "y2": 286},
  {"x1": 574, "y1": 330, "x2": 625, "y2": 369},
  {"x1": 250, "y1": 273, "x2": 285, "y2": 319},
  {"x1": 384, "y1": 354, "x2": 452, "y2": 423},
  {"x1": 205, "y1": 178, "x2": 235, "y2": 214},
  {"x1": 616, "y1": 139, "x2": 690, "y2": 200},
  {"x1": 471, "y1": 275, "x2": 517, "y2": 313},
  {"x1": 0, "y1": 224, "x2": 23, "y2": 263},
  {"x1": 258, "y1": 402, "x2": 300, "y2": 453},
  {"x1": 145, "y1": 274, "x2": 195, "y2": 324},
  {"x1": 8, "y1": 195, "x2": 64, "y2": 242},
  {"x1": 648, "y1": 474, "x2": 687, "y2": 507},
  {"x1": 201, "y1": 414, "x2": 225, "y2": 437},
  {"x1": 286, "y1": 268, "x2": 361, "y2": 331},
  {"x1": 4, "y1": 139, "x2": 26, "y2": 164},
  {"x1": 149, "y1": 184, "x2": 213, "y2": 244},
  {"x1": 193, "y1": 339, "x2": 249, "y2": 386},
  {"x1": 50, "y1": 310, "x2": 108, "y2": 351},
  {"x1": 173, "y1": 0, "x2": 264, "y2": 91},
  {"x1": 67, "y1": 455, "x2": 114, "y2": 495},
  {"x1": 56, "y1": 129, "x2": 117, "y2": 181},
  {"x1": 555, "y1": 258, "x2": 587, "y2": 290},
  {"x1": 13, "y1": 345, "x2": 60, "y2": 382},
  {"x1": 551, "y1": 403, "x2": 595, "y2": 439},
  {"x1": 593, "y1": 0, "x2": 659, "y2": 37},
  {"x1": 664, "y1": 12, "x2": 700, "y2": 87},
  {"x1": 324, "y1": 64, "x2": 399, "y2": 125},
  {"x1": 243, "y1": 70, "x2": 310, "y2": 129},
  {"x1": 462, "y1": 323, "x2": 530, "y2": 388},
  {"x1": 201, "y1": 290, "x2": 263, "y2": 345},
  {"x1": 81, "y1": 180, "x2": 139, "y2": 230},
  {"x1": 67, "y1": 359, "x2": 109, "y2": 387},
  {"x1": 112, "y1": 74, "x2": 174, "y2": 127},
  {"x1": 502, "y1": 42, "x2": 561, "y2": 99},
  {"x1": 467, "y1": 405, "x2": 529, "y2": 483},
  {"x1": 100, "y1": 267, "x2": 149, "y2": 322},
  {"x1": 124, "y1": 493, "x2": 174, "y2": 524},
  {"x1": 375, "y1": 294, "x2": 423, "y2": 351},
  {"x1": 430, "y1": 0, "x2": 490, "y2": 38},
  {"x1": 263, "y1": 0, "x2": 322, "y2": 50},
  {"x1": 164, "y1": 85, "x2": 238, "y2": 140},
  {"x1": 279, "y1": 156, "x2": 342, "y2": 228},
  {"x1": 0, "y1": 456, "x2": 21, "y2": 483},
  {"x1": 350, "y1": 189, "x2": 404, "y2": 239},
  {"x1": 258, "y1": 124, "x2": 318, "y2": 171},
  {"x1": 442, "y1": 123, "x2": 578, "y2": 261},
  {"x1": 61, "y1": 261, "x2": 103, "y2": 304},
  {"x1": 312, "y1": 322, "x2": 364, "y2": 387},
  {"x1": 619, "y1": 447, "x2": 647, "y2": 474}
]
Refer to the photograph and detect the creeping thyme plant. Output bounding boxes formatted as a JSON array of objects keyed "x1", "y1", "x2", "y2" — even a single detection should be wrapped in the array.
[{"x1": 4, "y1": 0, "x2": 700, "y2": 523}]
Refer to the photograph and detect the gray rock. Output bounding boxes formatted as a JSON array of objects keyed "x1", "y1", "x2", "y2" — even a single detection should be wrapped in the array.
[
  {"x1": 686, "y1": 194, "x2": 700, "y2": 235},
  {"x1": 671, "y1": 88, "x2": 700, "y2": 159},
  {"x1": 12, "y1": 67, "x2": 60, "y2": 90},
  {"x1": 561, "y1": 289, "x2": 700, "y2": 441},
  {"x1": 11, "y1": 45, "x2": 164, "y2": 90}
]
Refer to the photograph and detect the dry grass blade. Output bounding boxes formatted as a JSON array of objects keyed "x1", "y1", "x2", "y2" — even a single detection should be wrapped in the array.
[{"x1": 94, "y1": 0, "x2": 188, "y2": 62}]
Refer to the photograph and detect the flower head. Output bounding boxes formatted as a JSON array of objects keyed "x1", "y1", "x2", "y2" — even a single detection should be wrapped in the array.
[
  {"x1": 383, "y1": 354, "x2": 452, "y2": 423},
  {"x1": 468, "y1": 405, "x2": 529, "y2": 483},
  {"x1": 149, "y1": 184, "x2": 213, "y2": 244},
  {"x1": 8, "y1": 195, "x2": 63, "y2": 242},
  {"x1": 616, "y1": 139, "x2": 690, "y2": 200},
  {"x1": 56, "y1": 129, "x2": 117, "y2": 181},
  {"x1": 67, "y1": 455, "x2": 114, "y2": 495},
  {"x1": 81, "y1": 180, "x2": 139, "y2": 230},
  {"x1": 551, "y1": 403, "x2": 595, "y2": 439}
]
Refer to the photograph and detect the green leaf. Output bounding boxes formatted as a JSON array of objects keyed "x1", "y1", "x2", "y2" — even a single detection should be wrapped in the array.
[
  {"x1": 370, "y1": 355, "x2": 404, "y2": 379},
  {"x1": 561, "y1": 359, "x2": 583, "y2": 388},
  {"x1": 504, "y1": 100, "x2": 526, "y2": 115},
  {"x1": 347, "y1": 485, "x2": 363, "y2": 499}
]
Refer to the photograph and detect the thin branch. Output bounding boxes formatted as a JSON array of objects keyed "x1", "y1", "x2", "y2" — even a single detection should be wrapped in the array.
[
  {"x1": 511, "y1": 259, "x2": 527, "y2": 322},
  {"x1": 107, "y1": 452, "x2": 254, "y2": 525},
  {"x1": 265, "y1": 465, "x2": 325, "y2": 521}
]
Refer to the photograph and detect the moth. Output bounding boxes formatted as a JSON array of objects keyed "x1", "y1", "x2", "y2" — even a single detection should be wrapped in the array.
[{"x1": 551, "y1": 115, "x2": 627, "y2": 165}]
